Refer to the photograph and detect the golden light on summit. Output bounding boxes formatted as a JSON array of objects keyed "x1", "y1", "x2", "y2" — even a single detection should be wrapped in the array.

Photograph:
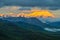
[
  {"x1": 18, "y1": 10, "x2": 55, "y2": 18},
  {"x1": 30, "y1": 10, "x2": 55, "y2": 18},
  {"x1": 0, "y1": 9, "x2": 55, "y2": 18}
]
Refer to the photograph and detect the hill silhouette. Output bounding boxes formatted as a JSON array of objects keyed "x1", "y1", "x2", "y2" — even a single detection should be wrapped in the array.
[{"x1": 0, "y1": 17, "x2": 60, "y2": 40}]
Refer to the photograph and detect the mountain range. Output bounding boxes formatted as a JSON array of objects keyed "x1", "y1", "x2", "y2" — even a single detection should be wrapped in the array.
[{"x1": 0, "y1": 17, "x2": 60, "y2": 40}]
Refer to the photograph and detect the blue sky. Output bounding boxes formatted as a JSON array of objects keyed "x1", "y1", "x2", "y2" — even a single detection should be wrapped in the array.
[
  {"x1": 0, "y1": 0, "x2": 60, "y2": 8},
  {"x1": 0, "y1": 0, "x2": 60, "y2": 10},
  {"x1": 0, "y1": 0, "x2": 59, "y2": 6}
]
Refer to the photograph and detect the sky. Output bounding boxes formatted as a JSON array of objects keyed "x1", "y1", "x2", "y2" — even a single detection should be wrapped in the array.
[
  {"x1": 0, "y1": 0, "x2": 60, "y2": 8},
  {"x1": 0, "y1": 0, "x2": 60, "y2": 18}
]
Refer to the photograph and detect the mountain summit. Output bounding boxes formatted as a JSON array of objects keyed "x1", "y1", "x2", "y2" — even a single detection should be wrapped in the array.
[{"x1": 0, "y1": 9, "x2": 55, "y2": 18}]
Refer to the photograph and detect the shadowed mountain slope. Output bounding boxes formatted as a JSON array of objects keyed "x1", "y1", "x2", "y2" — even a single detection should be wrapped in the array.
[{"x1": 0, "y1": 17, "x2": 60, "y2": 40}]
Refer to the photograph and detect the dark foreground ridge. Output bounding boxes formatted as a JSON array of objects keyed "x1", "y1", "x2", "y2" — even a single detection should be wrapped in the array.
[{"x1": 0, "y1": 17, "x2": 60, "y2": 40}]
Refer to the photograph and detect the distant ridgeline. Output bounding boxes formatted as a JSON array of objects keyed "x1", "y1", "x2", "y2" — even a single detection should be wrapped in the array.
[{"x1": 0, "y1": 9, "x2": 55, "y2": 18}]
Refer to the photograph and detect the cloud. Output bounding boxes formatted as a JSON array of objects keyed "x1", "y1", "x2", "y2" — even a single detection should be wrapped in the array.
[
  {"x1": 0, "y1": 6, "x2": 20, "y2": 14},
  {"x1": 0, "y1": 0, "x2": 60, "y2": 10}
]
